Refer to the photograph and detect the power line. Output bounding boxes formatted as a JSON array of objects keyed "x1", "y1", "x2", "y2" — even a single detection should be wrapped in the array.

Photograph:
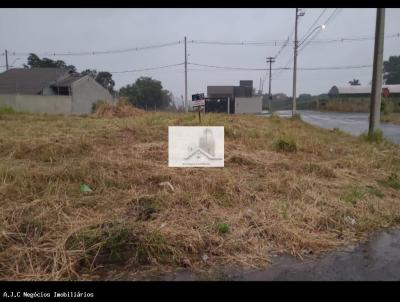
[
  {"x1": 3, "y1": 32, "x2": 398, "y2": 59},
  {"x1": 300, "y1": 8, "x2": 327, "y2": 42},
  {"x1": 109, "y1": 63, "x2": 185, "y2": 74},
  {"x1": 299, "y1": 8, "x2": 343, "y2": 53},
  {"x1": 188, "y1": 61, "x2": 372, "y2": 71},
  {"x1": 6, "y1": 41, "x2": 183, "y2": 57}
]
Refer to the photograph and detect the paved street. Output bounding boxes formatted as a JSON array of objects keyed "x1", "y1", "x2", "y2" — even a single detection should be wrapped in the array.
[{"x1": 274, "y1": 110, "x2": 400, "y2": 144}]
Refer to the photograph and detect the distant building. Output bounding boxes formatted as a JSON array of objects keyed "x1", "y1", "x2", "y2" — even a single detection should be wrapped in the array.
[
  {"x1": 0, "y1": 68, "x2": 114, "y2": 114},
  {"x1": 206, "y1": 80, "x2": 262, "y2": 114},
  {"x1": 328, "y1": 84, "x2": 400, "y2": 98}
]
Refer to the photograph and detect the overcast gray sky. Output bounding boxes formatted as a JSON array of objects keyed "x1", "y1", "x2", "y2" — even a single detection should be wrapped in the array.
[{"x1": 1, "y1": 8, "x2": 399, "y2": 103}]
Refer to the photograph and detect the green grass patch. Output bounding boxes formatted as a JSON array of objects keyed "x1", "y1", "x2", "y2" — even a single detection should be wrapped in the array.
[
  {"x1": 273, "y1": 136, "x2": 297, "y2": 153},
  {"x1": 340, "y1": 186, "x2": 365, "y2": 205},
  {"x1": 360, "y1": 129, "x2": 384, "y2": 143},
  {"x1": 366, "y1": 185, "x2": 384, "y2": 198},
  {"x1": 216, "y1": 222, "x2": 230, "y2": 234},
  {"x1": 380, "y1": 173, "x2": 400, "y2": 190}
]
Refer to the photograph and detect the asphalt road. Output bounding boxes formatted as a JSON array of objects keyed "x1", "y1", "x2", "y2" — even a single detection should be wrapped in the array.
[
  {"x1": 232, "y1": 229, "x2": 400, "y2": 281},
  {"x1": 274, "y1": 110, "x2": 400, "y2": 144}
]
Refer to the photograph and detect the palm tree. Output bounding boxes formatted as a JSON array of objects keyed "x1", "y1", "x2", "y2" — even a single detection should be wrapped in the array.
[{"x1": 349, "y1": 79, "x2": 361, "y2": 86}]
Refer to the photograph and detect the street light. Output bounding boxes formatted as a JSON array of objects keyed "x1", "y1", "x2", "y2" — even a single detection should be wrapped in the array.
[{"x1": 298, "y1": 24, "x2": 326, "y2": 47}]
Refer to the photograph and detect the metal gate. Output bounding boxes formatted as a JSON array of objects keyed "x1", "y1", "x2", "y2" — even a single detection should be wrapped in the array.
[{"x1": 204, "y1": 97, "x2": 235, "y2": 114}]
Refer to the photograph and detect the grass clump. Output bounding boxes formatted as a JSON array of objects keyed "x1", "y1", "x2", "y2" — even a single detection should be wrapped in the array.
[
  {"x1": 340, "y1": 186, "x2": 365, "y2": 205},
  {"x1": 366, "y1": 186, "x2": 385, "y2": 198},
  {"x1": 380, "y1": 173, "x2": 400, "y2": 190},
  {"x1": 0, "y1": 106, "x2": 19, "y2": 114},
  {"x1": 360, "y1": 129, "x2": 384, "y2": 143},
  {"x1": 65, "y1": 221, "x2": 133, "y2": 265},
  {"x1": 273, "y1": 136, "x2": 297, "y2": 153},
  {"x1": 216, "y1": 222, "x2": 229, "y2": 234}
]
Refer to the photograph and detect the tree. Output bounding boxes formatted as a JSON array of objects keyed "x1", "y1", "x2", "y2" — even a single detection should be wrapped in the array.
[
  {"x1": 24, "y1": 53, "x2": 76, "y2": 72},
  {"x1": 95, "y1": 72, "x2": 115, "y2": 92},
  {"x1": 349, "y1": 79, "x2": 361, "y2": 86},
  {"x1": 81, "y1": 69, "x2": 98, "y2": 78},
  {"x1": 298, "y1": 93, "x2": 313, "y2": 102},
  {"x1": 383, "y1": 55, "x2": 400, "y2": 84},
  {"x1": 119, "y1": 77, "x2": 172, "y2": 110}
]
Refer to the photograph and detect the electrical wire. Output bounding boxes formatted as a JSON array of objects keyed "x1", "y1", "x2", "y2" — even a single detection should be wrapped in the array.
[
  {"x1": 188, "y1": 62, "x2": 372, "y2": 71},
  {"x1": 109, "y1": 63, "x2": 185, "y2": 74},
  {"x1": 6, "y1": 41, "x2": 183, "y2": 57}
]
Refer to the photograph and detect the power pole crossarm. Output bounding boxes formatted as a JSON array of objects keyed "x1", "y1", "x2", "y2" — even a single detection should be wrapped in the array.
[{"x1": 369, "y1": 8, "x2": 385, "y2": 135}]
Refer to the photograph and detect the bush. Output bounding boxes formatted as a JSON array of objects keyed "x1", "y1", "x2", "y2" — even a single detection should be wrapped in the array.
[{"x1": 274, "y1": 137, "x2": 297, "y2": 153}]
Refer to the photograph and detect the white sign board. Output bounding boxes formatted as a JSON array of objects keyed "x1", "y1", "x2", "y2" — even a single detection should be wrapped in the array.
[
  {"x1": 192, "y1": 99, "x2": 205, "y2": 107},
  {"x1": 168, "y1": 126, "x2": 224, "y2": 167}
]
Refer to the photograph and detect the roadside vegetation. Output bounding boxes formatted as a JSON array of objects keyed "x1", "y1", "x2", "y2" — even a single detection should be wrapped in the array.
[{"x1": 0, "y1": 103, "x2": 400, "y2": 280}]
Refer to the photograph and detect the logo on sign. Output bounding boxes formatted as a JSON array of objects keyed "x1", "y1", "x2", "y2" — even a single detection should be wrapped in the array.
[{"x1": 168, "y1": 126, "x2": 224, "y2": 167}]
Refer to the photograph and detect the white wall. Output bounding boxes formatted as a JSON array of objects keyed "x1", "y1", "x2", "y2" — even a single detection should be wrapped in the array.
[
  {"x1": 0, "y1": 94, "x2": 72, "y2": 114},
  {"x1": 71, "y1": 76, "x2": 113, "y2": 114}
]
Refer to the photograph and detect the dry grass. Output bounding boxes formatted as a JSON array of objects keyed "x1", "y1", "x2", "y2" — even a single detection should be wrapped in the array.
[
  {"x1": 382, "y1": 113, "x2": 400, "y2": 125},
  {"x1": 0, "y1": 110, "x2": 400, "y2": 280},
  {"x1": 92, "y1": 98, "x2": 145, "y2": 118}
]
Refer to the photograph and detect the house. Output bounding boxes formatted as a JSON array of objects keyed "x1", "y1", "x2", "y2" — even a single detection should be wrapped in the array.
[
  {"x1": 0, "y1": 68, "x2": 114, "y2": 114},
  {"x1": 206, "y1": 80, "x2": 262, "y2": 114}
]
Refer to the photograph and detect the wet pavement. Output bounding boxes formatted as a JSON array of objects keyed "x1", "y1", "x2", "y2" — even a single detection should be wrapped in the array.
[
  {"x1": 272, "y1": 110, "x2": 400, "y2": 144},
  {"x1": 232, "y1": 229, "x2": 400, "y2": 281},
  {"x1": 164, "y1": 229, "x2": 400, "y2": 281}
]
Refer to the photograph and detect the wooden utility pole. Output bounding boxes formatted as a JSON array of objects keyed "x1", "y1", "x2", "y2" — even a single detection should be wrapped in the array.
[
  {"x1": 369, "y1": 8, "x2": 385, "y2": 135},
  {"x1": 5, "y1": 50, "x2": 9, "y2": 70},
  {"x1": 267, "y1": 57, "x2": 275, "y2": 111},
  {"x1": 292, "y1": 8, "x2": 299, "y2": 116},
  {"x1": 184, "y1": 36, "x2": 188, "y2": 112}
]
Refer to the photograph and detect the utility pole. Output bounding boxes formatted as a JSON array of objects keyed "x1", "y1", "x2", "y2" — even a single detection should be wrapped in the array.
[
  {"x1": 292, "y1": 8, "x2": 299, "y2": 116},
  {"x1": 267, "y1": 57, "x2": 275, "y2": 112},
  {"x1": 267, "y1": 57, "x2": 275, "y2": 97},
  {"x1": 5, "y1": 50, "x2": 9, "y2": 70},
  {"x1": 369, "y1": 8, "x2": 385, "y2": 135},
  {"x1": 184, "y1": 36, "x2": 188, "y2": 112}
]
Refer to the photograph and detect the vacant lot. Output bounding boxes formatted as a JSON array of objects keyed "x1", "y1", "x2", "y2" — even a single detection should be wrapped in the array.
[{"x1": 1, "y1": 111, "x2": 400, "y2": 280}]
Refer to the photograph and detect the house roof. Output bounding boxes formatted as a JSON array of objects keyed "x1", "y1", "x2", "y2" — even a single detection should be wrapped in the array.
[
  {"x1": 331, "y1": 85, "x2": 372, "y2": 95},
  {"x1": 0, "y1": 68, "x2": 81, "y2": 94},
  {"x1": 329, "y1": 84, "x2": 400, "y2": 96},
  {"x1": 51, "y1": 73, "x2": 85, "y2": 88},
  {"x1": 383, "y1": 84, "x2": 400, "y2": 93}
]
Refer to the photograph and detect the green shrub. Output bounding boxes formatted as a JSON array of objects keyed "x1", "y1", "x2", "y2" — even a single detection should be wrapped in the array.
[
  {"x1": 274, "y1": 137, "x2": 297, "y2": 153},
  {"x1": 216, "y1": 222, "x2": 229, "y2": 234}
]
